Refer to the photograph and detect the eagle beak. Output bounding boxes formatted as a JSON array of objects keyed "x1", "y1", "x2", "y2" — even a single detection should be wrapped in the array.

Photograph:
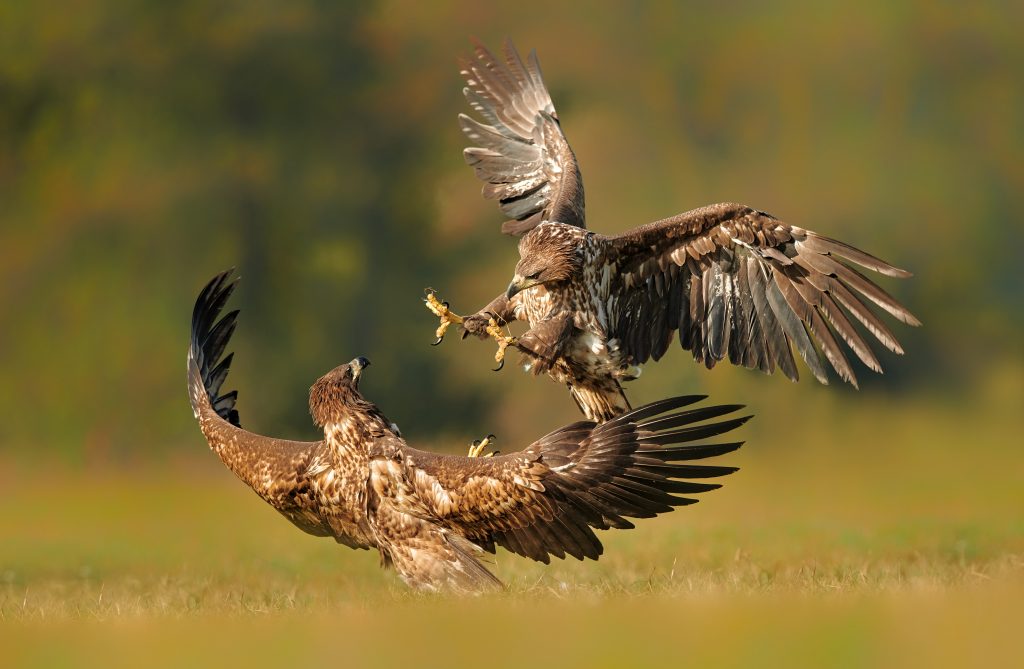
[
  {"x1": 351, "y1": 356, "x2": 370, "y2": 382},
  {"x1": 506, "y1": 275, "x2": 529, "y2": 300}
]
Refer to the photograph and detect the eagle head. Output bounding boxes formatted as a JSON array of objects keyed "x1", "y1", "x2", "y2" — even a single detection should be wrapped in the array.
[
  {"x1": 309, "y1": 356, "x2": 371, "y2": 427},
  {"x1": 507, "y1": 224, "x2": 582, "y2": 298}
]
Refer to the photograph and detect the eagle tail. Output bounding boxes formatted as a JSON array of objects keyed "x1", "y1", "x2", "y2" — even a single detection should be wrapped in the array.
[
  {"x1": 568, "y1": 381, "x2": 631, "y2": 422},
  {"x1": 385, "y1": 522, "x2": 504, "y2": 593},
  {"x1": 442, "y1": 532, "x2": 505, "y2": 592},
  {"x1": 187, "y1": 269, "x2": 242, "y2": 427}
]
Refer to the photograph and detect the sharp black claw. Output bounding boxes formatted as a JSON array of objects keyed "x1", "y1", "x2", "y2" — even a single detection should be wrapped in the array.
[
  {"x1": 441, "y1": 301, "x2": 449, "y2": 309},
  {"x1": 461, "y1": 330, "x2": 469, "y2": 340},
  {"x1": 487, "y1": 434, "x2": 496, "y2": 441},
  {"x1": 431, "y1": 336, "x2": 443, "y2": 346},
  {"x1": 492, "y1": 359, "x2": 505, "y2": 372}
]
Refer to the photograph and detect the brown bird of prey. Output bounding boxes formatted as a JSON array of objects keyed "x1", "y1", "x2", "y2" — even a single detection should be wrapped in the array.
[
  {"x1": 427, "y1": 40, "x2": 920, "y2": 422},
  {"x1": 189, "y1": 270, "x2": 749, "y2": 592}
]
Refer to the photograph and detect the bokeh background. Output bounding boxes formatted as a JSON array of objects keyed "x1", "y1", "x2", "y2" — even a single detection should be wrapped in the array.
[
  {"x1": 2, "y1": 0, "x2": 1021, "y2": 455},
  {"x1": 1, "y1": 1, "x2": 1021, "y2": 665}
]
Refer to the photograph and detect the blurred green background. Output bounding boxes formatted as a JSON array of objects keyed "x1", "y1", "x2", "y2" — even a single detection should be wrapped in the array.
[
  {"x1": 0, "y1": 1, "x2": 1020, "y2": 456},
  {"x1": 0, "y1": 2, "x2": 1022, "y2": 663}
]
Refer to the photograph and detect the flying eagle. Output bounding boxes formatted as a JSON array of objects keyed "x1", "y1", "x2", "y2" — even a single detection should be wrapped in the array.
[
  {"x1": 189, "y1": 270, "x2": 749, "y2": 592},
  {"x1": 428, "y1": 40, "x2": 920, "y2": 422}
]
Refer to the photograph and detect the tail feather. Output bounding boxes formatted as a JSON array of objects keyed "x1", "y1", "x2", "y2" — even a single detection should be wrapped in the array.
[
  {"x1": 188, "y1": 269, "x2": 241, "y2": 427},
  {"x1": 568, "y1": 381, "x2": 631, "y2": 422},
  {"x1": 385, "y1": 519, "x2": 504, "y2": 594}
]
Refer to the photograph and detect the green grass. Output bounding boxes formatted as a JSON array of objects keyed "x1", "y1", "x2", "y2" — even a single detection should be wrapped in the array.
[{"x1": 1, "y1": 385, "x2": 1021, "y2": 668}]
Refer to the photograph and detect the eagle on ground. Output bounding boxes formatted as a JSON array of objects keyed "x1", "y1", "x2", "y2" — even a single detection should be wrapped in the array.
[
  {"x1": 429, "y1": 40, "x2": 921, "y2": 422},
  {"x1": 189, "y1": 270, "x2": 749, "y2": 592}
]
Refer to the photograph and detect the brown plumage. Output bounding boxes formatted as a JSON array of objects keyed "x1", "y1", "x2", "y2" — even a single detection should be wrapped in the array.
[
  {"x1": 189, "y1": 270, "x2": 749, "y2": 592},
  {"x1": 454, "y1": 40, "x2": 921, "y2": 421}
]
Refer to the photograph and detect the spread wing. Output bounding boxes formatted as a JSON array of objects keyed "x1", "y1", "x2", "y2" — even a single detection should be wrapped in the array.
[
  {"x1": 400, "y1": 396, "x2": 748, "y2": 564},
  {"x1": 460, "y1": 38, "x2": 585, "y2": 235},
  {"x1": 602, "y1": 203, "x2": 921, "y2": 387},
  {"x1": 188, "y1": 270, "x2": 349, "y2": 544}
]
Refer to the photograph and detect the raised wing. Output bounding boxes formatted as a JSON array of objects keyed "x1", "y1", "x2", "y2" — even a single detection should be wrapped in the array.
[
  {"x1": 460, "y1": 38, "x2": 585, "y2": 235},
  {"x1": 399, "y1": 396, "x2": 748, "y2": 564},
  {"x1": 188, "y1": 270, "x2": 342, "y2": 542},
  {"x1": 603, "y1": 203, "x2": 920, "y2": 387}
]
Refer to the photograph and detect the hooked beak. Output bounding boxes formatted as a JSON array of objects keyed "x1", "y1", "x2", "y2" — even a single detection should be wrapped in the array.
[
  {"x1": 506, "y1": 274, "x2": 538, "y2": 300},
  {"x1": 351, "y1": 356, "x2": 370, "y2": 383}
]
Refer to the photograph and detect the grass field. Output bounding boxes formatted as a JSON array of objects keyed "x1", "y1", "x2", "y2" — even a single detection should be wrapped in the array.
[{"x1": 1, "y1": 380, "x2": 1021, "y2": 668}]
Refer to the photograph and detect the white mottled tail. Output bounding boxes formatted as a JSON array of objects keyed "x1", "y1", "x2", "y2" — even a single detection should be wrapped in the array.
[
  {"x1": 569, "y1": 381, "x2": 632, "y2": 422},
  {"x1": 382, "y1": 518, "x2": 503, "y2": 594}
]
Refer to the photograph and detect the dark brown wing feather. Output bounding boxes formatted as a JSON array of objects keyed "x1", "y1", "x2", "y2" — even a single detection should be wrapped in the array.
[
  {"x1": 604, "y1": 203, "x2": 920, "y2": 387},
  {"x1": 460, "y1": 38, "x2": 585, "y2": 234},
  {"x1": 402, "y1": 396, "x2": 747, "y2": 564},
  {"x1": 188, "y1": 270, "x2": 342, "y2": 542},
  {"x1": 189, "y1": 270, "x2": 241, "y2": 426}
]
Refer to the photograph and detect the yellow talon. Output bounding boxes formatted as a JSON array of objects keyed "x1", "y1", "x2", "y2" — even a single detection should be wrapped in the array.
[
  {"x1": 486, "y1": 319, "x2": 517, "y2": 371},
  {"x1": 424, "y1": 290, "x2": 463, "y2": 345},
  {"x1": 424, "y1": 290, "x2": 516, "y2": 368},
  {"x1": 468, "y1": 434, "x2": 497, "y2": 458}
]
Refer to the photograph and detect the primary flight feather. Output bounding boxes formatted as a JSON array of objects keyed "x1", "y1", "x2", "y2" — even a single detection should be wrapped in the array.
[
  {"x1": 189, "y1": 270, "x2": 748, "y2": 592},
  {"x1": 433, "y1": 39, "x2": 920, "y2": 421}
]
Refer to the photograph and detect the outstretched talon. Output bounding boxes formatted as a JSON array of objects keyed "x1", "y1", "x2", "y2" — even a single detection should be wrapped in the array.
[
  {"x1": 468, "y1": 434, "x2": 498, "y2": 458},
  {"x1": 424, "y1": 289, "x2": 463, "y2": 345},
  {"x1": 424, "y1": 290, "x2": 517, "y2": 367},
  {"x1": 486, "y1": 319, "x2": 517, "y2": 371}
]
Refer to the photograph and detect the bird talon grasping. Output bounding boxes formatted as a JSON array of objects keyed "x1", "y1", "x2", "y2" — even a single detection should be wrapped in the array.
[
  {"x1": 425, "y1": 292, "x2": 517, "y2": 369},
  {"x1": 486, "y1": 319, "x2": 517, "y2": 372},
  {"x1": 468, "y1": 434, "x2": 498, "y2": 458},
  {"x1": 424, "y1": 290, "x2": 464, "y2": 345}
]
